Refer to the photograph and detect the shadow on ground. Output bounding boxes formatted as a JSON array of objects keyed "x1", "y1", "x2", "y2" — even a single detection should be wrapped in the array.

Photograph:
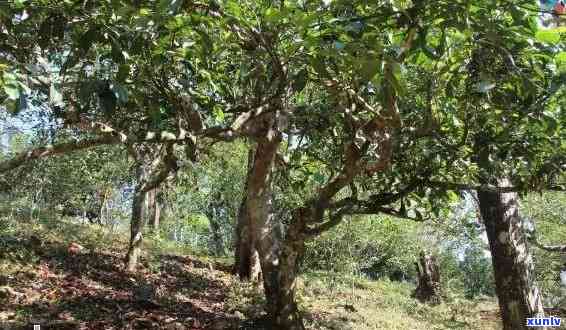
[{"x1": 0, "y1": 224, "x2": 243, "y2": 330}]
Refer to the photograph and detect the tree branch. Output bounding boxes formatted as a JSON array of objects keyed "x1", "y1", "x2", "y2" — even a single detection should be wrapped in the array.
[
  {"x1": 530, "y1": 236, "x2": 566, "y2": 253},
  {"x1": 0, "y1": 136, "x2": 119, "y2": 173},
  {"x1": 141, "y1": 144, "x2": 180, "y2": 193}
]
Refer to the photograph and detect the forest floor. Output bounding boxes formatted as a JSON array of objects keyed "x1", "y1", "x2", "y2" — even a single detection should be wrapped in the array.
[{"x1": 0, "y1": 212, "x2": 524, "y2": 329}]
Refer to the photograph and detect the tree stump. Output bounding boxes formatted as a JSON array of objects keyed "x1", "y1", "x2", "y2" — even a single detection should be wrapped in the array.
[{"x1": 412, "y1": 251, "x2": 442, "y2": 304}]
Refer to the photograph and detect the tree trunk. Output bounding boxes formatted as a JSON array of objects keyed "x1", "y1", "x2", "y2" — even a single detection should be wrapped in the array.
[
  {"x1": 235, "y1": 150, "x2": 261, "y2": 281},
  {"x1": 262, "y1": 215, "x2": 307, "y2": 330},
  {"x1": 413, "y1": 251, "x2": 442, "y2": 304},
  {"x1": 147, "y1": 188, "x2": 160, "y2": 233},
  {"x1": 246, "y1": 136, "x2": 305, "y2": 330},
  {"x1": 208, "y1": 208, "x2": 225, "y2": 256},
  {"x1": 125, "y1": 163, "x2": 148, "y2": 272},
  {"x1": 153, "y1": 197, "x2": 161, "y2": 230},
  {"x1": 478, "y1": 179, "x2": 546, "y2": 330}
]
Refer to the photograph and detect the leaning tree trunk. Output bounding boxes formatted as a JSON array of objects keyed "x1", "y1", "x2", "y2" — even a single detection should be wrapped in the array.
[
  {"x1": 125, "y1": 163, "x2": 148, "y2": 272},
  {"x1": 246, "y1": 137, "x2": 305, "y2": 330},
  {"x1": 477, "y1": 180, "x2": 546, "y2": 330},
  {"x1": 413, "y1": 251, "x2": 442, "y2": 304}
]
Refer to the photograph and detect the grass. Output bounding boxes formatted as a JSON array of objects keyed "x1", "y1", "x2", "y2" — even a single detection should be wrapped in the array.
[
  {"x1": 0, "y1": 209, "x2": 505, "y2": 329},
  {"x1": 296, "y1": 271, "x2": 502, "y2": 330}
]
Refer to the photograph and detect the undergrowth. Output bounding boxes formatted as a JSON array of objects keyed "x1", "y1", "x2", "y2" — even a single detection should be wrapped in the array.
[{"x1": 0, "y1": 210, "x2": 503, "y2": 329}]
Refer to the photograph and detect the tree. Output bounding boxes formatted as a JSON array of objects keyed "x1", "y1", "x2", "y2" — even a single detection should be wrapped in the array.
[
  {"x1": 413, "y1": 251, "x2": 442, "y2": 304},
  {"x1": 1, "y1": 1, "x2": 565, "y2": 329},
  {"x1": 125, "y1": 143, "x2": 179, "y2": 271}
]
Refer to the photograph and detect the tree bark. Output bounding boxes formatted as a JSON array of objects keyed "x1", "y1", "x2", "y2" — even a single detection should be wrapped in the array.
[
  {"x1": 235, "y1": 149, "x2": 261, "y2": 281},
  {"x1": 235, "y1": 197, "x2": 262, "y2": 281},
  {"x1": 124, "y1": 143, "x2": 177, "y2": 271},
  {"x1": 413, "y1": 251, "x2": 442, "y2": 304},
  {"x1": 478, "y1": 179, "x2": 546, "y2": 330},
  {"x1": 208, "y1": 206, "x2": 225, "y2": 256},
  {"x1": 0, "y1": 136, "x2": 119, "y2": 173},
  {"x1": 246, "y1": 135, "x2": 305, "y2": 330},
  {"x1": 153, "y1": 197, "x2": 161, "y2": 230},
  {"x1": 146, "y1": 188, "x2": 160, "y2": 233},
  {"x1": 125, "y1": 162, "x2": 148, "y2": 272},
  {"x1": 263, "y1": 213, "x2": 307, "y2": 330}
]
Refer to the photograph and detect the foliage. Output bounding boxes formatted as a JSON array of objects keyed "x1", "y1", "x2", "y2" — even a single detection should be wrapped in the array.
[
  {"x1": 522, "y1": 191, "x2": 566, "y2": 307},
  {"x1": 159, "y1": 142, "x2": 248, "y2": 254},
  {"x1": 0, "y1": 0, "x2": 565, "y2": 327},
  {"x1": 302, "y1": 216, "x2": 422, "y2": 281}
]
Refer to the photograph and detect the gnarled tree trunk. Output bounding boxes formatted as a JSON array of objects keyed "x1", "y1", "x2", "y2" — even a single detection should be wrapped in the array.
[
  {"x1": 264, "y1": 213, "x2": 307, "y2": 330},
  {"x1": 246, "y1": 135, "x2": 305, "y2": 330},
  {"x1": 478, "y1": 179, "x2": 546, "y2": 330},
  {"x1": 413, "y1": 251, "x2": 442, "y2": 304}
]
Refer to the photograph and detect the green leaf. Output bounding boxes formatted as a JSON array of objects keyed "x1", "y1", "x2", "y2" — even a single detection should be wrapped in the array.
[
  {"x1": 13, "y1": 0, "x2": 27, "y2": 8},
  {"x1": 310, "y1": 56, "x2": 329, "y2": 77},
  {"x1": 312, "y1": 172, "x2": 325, "y2": 184},
  {"x1": 264, "y1": 7, "x2": 281, "y2": 23},
  {"x1": 225, "y1": 1, "x2": 242, "y2": 17},
  {"x1": 111, "y1": 42, "x2": 125, "y2": 63},
  {"x1": 3, "y1": 83, "x2": 20, "y2": 100},
  {"x1": 555, "y1": 52, "x2": 566, "y2": 72},
  {"x1": 360, "y1": 58, "x2": 381, "y2": 81},
  {"x1": 117, "y1": 64, "x2": 130, "y2": 82},
  {"x1": 99, "y1": 85, "x2": 117, "y2": 114},
  {"x1": 213, "y1": 106, "x2": 225, "y2": 122},
  {"x1": 535, "y1": 30, "x2": 560, "y2": 45},
  {"x1": 79, "y1": 26, "x2": 99, "y2": 53},
  {"x1": 292, "y1": 68, "x2": 308, "y2": 93}
]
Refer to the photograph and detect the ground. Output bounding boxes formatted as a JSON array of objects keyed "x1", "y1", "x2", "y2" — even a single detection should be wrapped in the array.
[{"x1": 0, "y1": 213, "x2": 514, "y2": 329}]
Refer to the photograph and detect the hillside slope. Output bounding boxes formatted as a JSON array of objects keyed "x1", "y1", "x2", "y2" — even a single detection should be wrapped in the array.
[{"x1": 0, "y1": 214, "x2": 505, "y2": 329}]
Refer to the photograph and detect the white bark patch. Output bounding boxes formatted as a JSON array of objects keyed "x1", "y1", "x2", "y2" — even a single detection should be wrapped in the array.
[
  {"x1": 498, "y1": 232, "x2": 509, "y2": 244},
  {"x1": 528, "y1": 287, "x2": 541, "y2": 311},
  {"x1": 560, "y1": 270, "x2": 566, "y2": 287},
  {"x1": 516, "y1": 244, "x2": 527, "y2": 263}
]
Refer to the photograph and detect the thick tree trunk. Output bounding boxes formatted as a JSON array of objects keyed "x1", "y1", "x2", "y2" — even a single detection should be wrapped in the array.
[
  {"x1": 246, "y1": 136, "x2": 305, "y2": 330},
  {"x1": 235, "y1": 198, "x2": 262, "y2": 281},
  {"x1": 478, "y1": 179, "x2": 546, "y2": 330},
  {"x1": 125, "y1": 163, "x2": 148, "y2": 272},
  {"x1": 413, "y1": 251, "x2": 442, "y2": 304},
  {"x1": 262, "y1": 216, "x2": 307, "y2": 330}
]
